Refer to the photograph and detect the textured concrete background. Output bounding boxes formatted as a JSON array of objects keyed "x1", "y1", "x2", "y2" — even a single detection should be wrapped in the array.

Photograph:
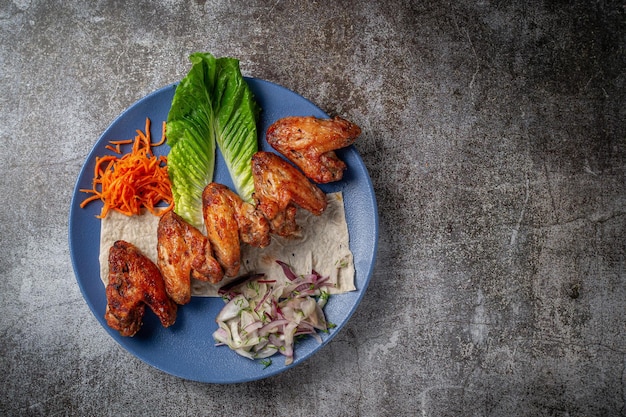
[{"x1": 1, "y1": 0, "x2": 625, "y2": 415}]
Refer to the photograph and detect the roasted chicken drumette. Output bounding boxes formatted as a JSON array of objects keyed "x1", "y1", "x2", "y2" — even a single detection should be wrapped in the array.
[
  {"x1": 202, "y1": 182, "x2": 270, "y2": 277},
  {"x1": 105, "y1": 240, "x2": 177, "y2": 337},
  {"x1": 157, "y1": 210, "x2": 223, "y2": 304},
  {"x1": 266, "y1": 116, "x2": 361, "y2": 183},
  {"x1": 251, "y1": 151, "x2": 327, "y2": 237}
]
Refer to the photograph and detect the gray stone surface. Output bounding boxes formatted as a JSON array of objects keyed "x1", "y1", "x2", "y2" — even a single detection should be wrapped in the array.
[{"x1": 1, "y1": 0, "x2": 625, "y2": 415}]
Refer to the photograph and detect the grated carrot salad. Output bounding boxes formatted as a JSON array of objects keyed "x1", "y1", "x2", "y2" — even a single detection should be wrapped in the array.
[{"x1": 80, "y1": 118, "x2": 173, "y2": 218}]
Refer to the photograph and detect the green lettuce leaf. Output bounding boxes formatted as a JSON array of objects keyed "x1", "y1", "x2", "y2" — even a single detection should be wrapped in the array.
[{"x1": 166, "y1": 52, "x2": 261, "y2": 228}]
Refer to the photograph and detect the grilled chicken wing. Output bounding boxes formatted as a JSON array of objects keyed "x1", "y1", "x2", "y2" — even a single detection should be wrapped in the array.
[
  {"x1": 105, "y1": 240, "x2": 177, "y2": 336},
  {"x1": 157, "y1": 210, "x2": 223, "y2": 304},
  {"x1": 251, "y1": 151, "x2": 327, "y2": 237},
  {"x1": 266, "y1": 116, "x2": 361, "y2": 183},
  {"x1": 202, "y1": 182, "x2": 271, "y2": 277}
]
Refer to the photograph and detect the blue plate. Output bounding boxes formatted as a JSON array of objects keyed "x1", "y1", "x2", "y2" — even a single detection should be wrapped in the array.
[{"x1": 68, "y1": 78, "x2": 378, "y2": 383}]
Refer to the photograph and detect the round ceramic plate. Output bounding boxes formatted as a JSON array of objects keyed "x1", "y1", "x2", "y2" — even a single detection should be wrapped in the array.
[{"x1": 69, "y1": 78, "x2": 378, "y2": 383}]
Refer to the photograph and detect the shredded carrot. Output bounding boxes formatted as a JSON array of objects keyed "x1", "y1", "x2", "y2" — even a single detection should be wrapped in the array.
[
  {"x1": 109, "y1": 139, "x2": 134, "y2": 145},
  {"x1": 104, "y1": 144, "x2": 124, "y2": 154},
  {"x1": 152, "y1": 121, "x2": 167, "y2": 147},
  {"x1": 80, "y1": 117, "x2": 173, "y2": 218}
]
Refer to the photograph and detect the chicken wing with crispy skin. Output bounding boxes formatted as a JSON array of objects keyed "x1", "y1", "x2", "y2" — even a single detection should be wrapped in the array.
[
  {"x1": 251, "y1": 151, "x2": 327, "y2": 237},
  {"x1": 202, "y1": 182, "x2": 271, "y2": 277},
  {"x1": 105, "y1": 240, "x2": 177, "y2": 336},
  {"x1": 266, "y1": 116, "x2": 361, "y2": 183},
  {"x1": 157, "y1": 210, "x2": 223, "y2": 304}
]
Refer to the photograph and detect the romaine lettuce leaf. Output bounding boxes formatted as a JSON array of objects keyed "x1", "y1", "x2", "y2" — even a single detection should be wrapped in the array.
[{"x1": 166, "y1": 52, "x2": 261, "y2": 228}]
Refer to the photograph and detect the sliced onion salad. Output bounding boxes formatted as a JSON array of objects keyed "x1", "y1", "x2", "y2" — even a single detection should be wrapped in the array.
[{"x1": 213, "y1": 260, "x2": 332, "y2": 366}]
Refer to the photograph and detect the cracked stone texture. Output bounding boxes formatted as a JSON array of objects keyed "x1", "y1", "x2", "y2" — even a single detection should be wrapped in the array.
[{"x1": 1, "y1": 0, "x2": 625, "y2": 416}]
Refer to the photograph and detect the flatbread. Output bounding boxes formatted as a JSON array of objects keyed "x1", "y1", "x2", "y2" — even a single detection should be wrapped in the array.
[{"x1": 99, "y1": 192, "x2": 355, "y2": 296}]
